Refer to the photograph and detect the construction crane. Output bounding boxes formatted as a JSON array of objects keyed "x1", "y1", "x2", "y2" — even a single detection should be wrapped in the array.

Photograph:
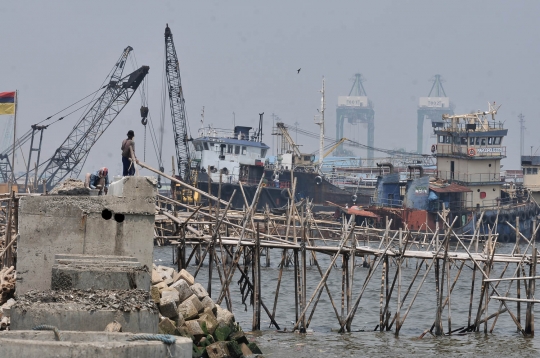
[
  {"x1": 164, "y1": 24, "x2": 192, "y2": 183},
  {"x1": 37, "y1": 64, "x2": 149, "y2": 191},
  {"x1": 0, "y1": 46, "x2": 135, "y2": 187}
]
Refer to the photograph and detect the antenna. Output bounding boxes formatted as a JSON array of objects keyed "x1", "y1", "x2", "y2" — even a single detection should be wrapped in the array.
[{"x1": 518, "y1": 113, "x2": 525, "y2": 157}]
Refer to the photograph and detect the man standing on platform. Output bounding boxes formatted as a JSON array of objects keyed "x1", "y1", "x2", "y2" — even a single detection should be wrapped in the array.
[{"x1": 121, "y1": 130, "x2": 137, "y2": 176}]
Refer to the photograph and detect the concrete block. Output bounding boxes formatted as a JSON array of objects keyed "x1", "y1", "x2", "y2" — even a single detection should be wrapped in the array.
[
  {"x1": 177, "y1": 300, "x2": 199, "y2": 321},
  {"x1": 198, "y1": 313, "x2": 218, "y2": 335},
  {"x1": 0, "y1": 331, "x2": 192, "y2": 358},
  {"x1": 11, "y1": 304, "x2": 158, "y2": 333},
  {"x1": 177, "y1": 269, "x2": 194, "y2": 285},
  {"x1": 190, "y1": 283, "x2": 209, "y2": 299},
  {"x1": 151, "y1": 270, "x2": 163, "y2": 285},
  {"x1": 248, "y1": 342, "x2": 263, "y2": 354},
  {"x1": 171, "y1": 279, "x2": 192, "y2": 302},
  {"x1": 158, "y1": 296, "x2": 178, "y2": 319},
  {"x1": 174, "y1": 313, "x2": 185, "y2": 328},
  {"x1": 226, "y1": 340, "x2": 243, "y2": 358},
  {"x1": 185, "y1": 320, "x2": 205, "y2": 340},
  {"x1": 201, "y1": 296, "x2": 216, "y2": 312},
  {"x1": 161, "y1": 288, "x2": 180, "y2": 304},
  {"x1": 162, "y1": 277, "x2": 173, "y2": 287},
  {"x1": 104, "y1": 321, "x2": 122, "y2": 332},
  {"x1": 154, "y1": 281, "x2": 168, "y2": 291},
  {"x1": 240, "y1": 343, "x2": 253, "y2": 356},
  {"x1": 150, "y1": 286, "x2": 161, "y2": 303},
  {"x1": 187, "y1": 294, "x2": 204, "y2": 313},
  {"x1": 216, "y1": 307, "x2": 235, "y2": 327},
  {"x1": 17, "y1": 177, "x2": 156, "y2": 295},
  {"x1": 158, "y1": 317, "x2": 176, "y2": 335},
  {"x1": 206, "y1": 341, "x2": 230, "y2": 358},
  {"x1": 157, "y1": 266, "x2": 174, "y2": 279}
]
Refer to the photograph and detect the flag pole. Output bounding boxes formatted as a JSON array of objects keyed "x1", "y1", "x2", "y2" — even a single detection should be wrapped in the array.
[{"x1": 10, "y1": 90, "x2": 17, "y2": 191}]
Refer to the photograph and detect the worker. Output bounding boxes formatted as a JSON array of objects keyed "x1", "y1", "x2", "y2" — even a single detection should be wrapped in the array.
[
  {"x1": 121, "y1": 130, "x2": 137, "y2": 176},
  {"x1": 85, "y1": 167, "x2": 109, "y2": 195}
]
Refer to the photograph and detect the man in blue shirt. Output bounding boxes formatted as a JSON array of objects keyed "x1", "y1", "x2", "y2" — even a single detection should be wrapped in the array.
[{"x1": 85, "y1": 167, "x2": 109, "y2": 195}]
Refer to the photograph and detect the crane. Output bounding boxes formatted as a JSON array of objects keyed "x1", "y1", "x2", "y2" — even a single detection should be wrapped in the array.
[
  {"x1": 275, "y1": 122, "x2": 302, "y2": 157},
  {"x1": 0, "y1": 46, "x2": 135, "y2": 187},
  {"x1": 164, "y1": 24, "x2": 192, "y2": 183},
  {"x1": 37, "y1": 64, "x2": 149, "y2": 191},
  {"x1": 323, "y1": 138, "x2": 347, "y2": 159}
]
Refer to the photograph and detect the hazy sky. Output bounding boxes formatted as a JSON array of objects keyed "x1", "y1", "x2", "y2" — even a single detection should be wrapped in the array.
[{"x1": 1, "y1": 1, "x2": 539, "y2": 180}]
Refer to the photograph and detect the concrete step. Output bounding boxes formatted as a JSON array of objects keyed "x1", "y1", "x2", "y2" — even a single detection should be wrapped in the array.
[
  {"x1": 51, "y1": 266, "x2": 150, "y2": 291},
  {"x1": 54, "y1": 254, "x2": 139, "y2": 262},
  {"x1": 55, "y1": 260, "x2": 141, "y2": 268}
]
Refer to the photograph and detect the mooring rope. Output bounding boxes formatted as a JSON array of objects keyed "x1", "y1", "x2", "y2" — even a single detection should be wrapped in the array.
[
  {"x1": 32, "y1": 324, "x2": 62, "y2": 341},
  {"x1": 127, "y1": 334, "x2": 176, "y2": 345}
]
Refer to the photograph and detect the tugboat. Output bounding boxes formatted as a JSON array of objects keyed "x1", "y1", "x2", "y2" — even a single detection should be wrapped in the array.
[{"x1": 348, "y1": 103, "x2": 537, "y2": 241}]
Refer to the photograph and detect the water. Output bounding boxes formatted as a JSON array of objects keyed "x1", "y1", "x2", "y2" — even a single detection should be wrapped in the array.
[{"x1": 154, "y1": 243, "x2": 540, "y2": 357}]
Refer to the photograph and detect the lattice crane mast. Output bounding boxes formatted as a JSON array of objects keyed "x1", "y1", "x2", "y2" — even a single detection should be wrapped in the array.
[
  {"x1": 38, "y1": 64, "x2": 149, "y2": 191},
  {"x1": 164, "y1": 24, "x2": 192, "y2": 183},
  {"x1": 0, "y1": 46, "x2": 135, "y2": 186}
]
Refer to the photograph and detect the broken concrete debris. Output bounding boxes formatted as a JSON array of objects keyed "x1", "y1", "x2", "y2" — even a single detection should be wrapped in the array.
[{"x1": 152, "y1": 265, "x2": 263, "y2": 358}]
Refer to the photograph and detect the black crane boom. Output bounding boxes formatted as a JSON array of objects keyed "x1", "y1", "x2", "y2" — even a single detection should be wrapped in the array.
[{"x1": 164, "y1": 24, "x2": 192, "y2": 183}]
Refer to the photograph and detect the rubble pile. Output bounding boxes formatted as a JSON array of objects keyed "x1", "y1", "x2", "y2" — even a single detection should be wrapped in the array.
[
  {"x1": 152, "y1": 265, "x2": 263, "y2": 358},
  {"x1": 15, "y1": 289, "x2": 157, "y2": 313},
  {"x1": 49, "y1": 178, "x2": 90, "y2": 195}
]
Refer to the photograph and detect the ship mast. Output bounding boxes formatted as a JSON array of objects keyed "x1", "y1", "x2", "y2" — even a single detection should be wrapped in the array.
[{"x1": 315, "y1": 77, "x2": 325, "y2": 170}]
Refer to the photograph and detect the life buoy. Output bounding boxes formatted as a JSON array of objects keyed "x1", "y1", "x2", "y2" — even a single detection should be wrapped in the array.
[
  {"x1": 431, "y1": 144, "x2": 436, "y2": 153},
  {"x1": 367, "y1": 218, "x2": 375, "y2": 226},
  {"x1": 222, "y1": 184, "x2": 233, "y2": 196},
  {"x1": 468, "y1": 147, "x2": 476, "y2": 157},
  {"x1": 315, "y1": 176, "x2": 322, "y2": 185}
]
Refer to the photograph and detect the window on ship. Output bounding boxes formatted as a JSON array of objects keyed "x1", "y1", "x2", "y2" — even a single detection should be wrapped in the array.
[
  {"x1": 228, "y1": 145, "x2": 233, "y2": 154},
  {"x1": 439, "y1": 135, "x2": 445, "y2": 143},
  {"x1": 235, "y1": 145, "x2": 240, "y2": 154},
  {"x1": 480, "y1": 138, "x2": 486, "y2": 145},
  {"x1": 488, "y1": 137, "x2": 493, "y2": 145},
  {"x1": 470, "y1": 137, "x2": 475, "y2": 145},
  {"x1": 261, "y1": 149, "x2": 267, "y2": 157},
  {"x1": 460, "y1": 137, "x2": 467, "y2": 145},
  {"x1": 494, "y1": 137, "x2": 501, "y2": 145},
  {"x1": 242, "y1": 146, "x2": 247, "y2": 155},
  {"x1": 203, "y1": 142, "x2": 209, "y2": 150}
]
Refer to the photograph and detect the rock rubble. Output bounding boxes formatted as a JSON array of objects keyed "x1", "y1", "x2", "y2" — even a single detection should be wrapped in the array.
[{"x1": 153, "y1": 265, "x2": 264, "y2": 358}]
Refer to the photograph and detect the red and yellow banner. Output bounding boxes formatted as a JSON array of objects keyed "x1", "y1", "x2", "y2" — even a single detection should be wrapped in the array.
[{"x1": 0, "y1": 92, "x2": 15, "y2": 115}]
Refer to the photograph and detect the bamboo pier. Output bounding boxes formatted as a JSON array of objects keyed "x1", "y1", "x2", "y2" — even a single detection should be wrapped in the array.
[{"x1": 148, "y1": 161, "x2": 540, "y2": 337}]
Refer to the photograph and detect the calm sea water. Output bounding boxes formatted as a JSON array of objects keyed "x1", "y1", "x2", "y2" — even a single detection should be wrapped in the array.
[{"x1": 154, "y1": 243, "x2": 540, "y2": 357}]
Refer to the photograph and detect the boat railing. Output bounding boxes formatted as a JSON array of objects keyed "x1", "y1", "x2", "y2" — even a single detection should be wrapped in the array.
[
  {"x1": 428, "y1": 199, "x2": 470, "y2": 212},
  {"x1": 437, "y1": 170, "x2": 501, "y2": 183},
  {"x1": 370, "y1": 196, "x2": 403, "y2": 208},
  {"x1": 198, "y1": 127, "x2": 260, "y2": 142},
  {"x1": 239, "y1": 178, "x2": 291, "y2": 189},
  {"x1": 440, "y1": 121, "x2": 505, "y2": 132}
]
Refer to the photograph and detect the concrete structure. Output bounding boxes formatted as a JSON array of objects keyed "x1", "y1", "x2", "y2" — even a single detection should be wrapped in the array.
[
  {"x1": 51, "y1": 254, "x2": 150, "y2": 291},
  {"x1": 0, "y1": 331, "x2": 191, "y2": 358},
  {"x1": 16, "y1": 176, "x2": 156, "y2": 294},
  {"x1": 521, "y1": 155, "x2": 540, "y2": 203},
  {"x1": 10, "y1": 304, "x2": 158, "y2": 333}
]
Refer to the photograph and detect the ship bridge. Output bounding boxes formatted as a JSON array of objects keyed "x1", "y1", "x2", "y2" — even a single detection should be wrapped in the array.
[{"x1": 432, "y1": 103, "x2": 506, "y2": 208}]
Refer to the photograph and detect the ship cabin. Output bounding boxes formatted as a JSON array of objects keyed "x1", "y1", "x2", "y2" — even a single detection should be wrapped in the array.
[
  {"x1": 521, "y1": 155, "x2": 540, "y2": 203},
  {"x1": 433, "y1": 107, "x2": 507, "y2": 210},
  {"x1": 192, "y1": 126, "x2": 270, "y2": 184}
]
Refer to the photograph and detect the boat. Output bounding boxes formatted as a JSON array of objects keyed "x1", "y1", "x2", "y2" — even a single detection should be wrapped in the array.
[{"x1": 343, "y1": 103, "x2": 537, "y2": 242}]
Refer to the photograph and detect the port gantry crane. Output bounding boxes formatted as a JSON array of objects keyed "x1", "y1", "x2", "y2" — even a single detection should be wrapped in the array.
[{"x1": 164, "y1": 24, "x2": 192, "y2": 184}]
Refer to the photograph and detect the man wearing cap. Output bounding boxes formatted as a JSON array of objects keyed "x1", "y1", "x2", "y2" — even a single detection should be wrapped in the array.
[
  {"x1": 85, "y1": 167, "x2": 110, "y2": 195},
  {"x1": 121, "y1": 130, "x2": 137, "y2": 176}
]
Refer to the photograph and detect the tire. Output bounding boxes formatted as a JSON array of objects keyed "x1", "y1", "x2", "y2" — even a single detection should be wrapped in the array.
[
  {"x1": 281, "y1": 189, "x2": 290, "y2": 199},
  {"x1": 352, "y1": 194, "x2": 358, "y2": 203},
  {"x1": 315, "y1": 176, "x2": 322, "y2": 185},
  {"x1": 488, "y1": 215, "x2": 496, "y2": 225},
  {"x1": 520, "y1": 212, "x2": 526, "y2": 221},
  {"x1": 501, "y1": 234, "x2": 511, "y2": 243}
]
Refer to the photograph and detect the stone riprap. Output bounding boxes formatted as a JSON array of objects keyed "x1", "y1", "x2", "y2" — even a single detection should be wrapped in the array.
[{"x1": 152, "y1": 266, "x2": 264, "y2": 358}]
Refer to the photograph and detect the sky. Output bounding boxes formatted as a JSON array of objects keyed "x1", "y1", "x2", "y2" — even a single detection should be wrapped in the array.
[{"x1": 1, "y1": 0, "x2": 540, "y2": 181}]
